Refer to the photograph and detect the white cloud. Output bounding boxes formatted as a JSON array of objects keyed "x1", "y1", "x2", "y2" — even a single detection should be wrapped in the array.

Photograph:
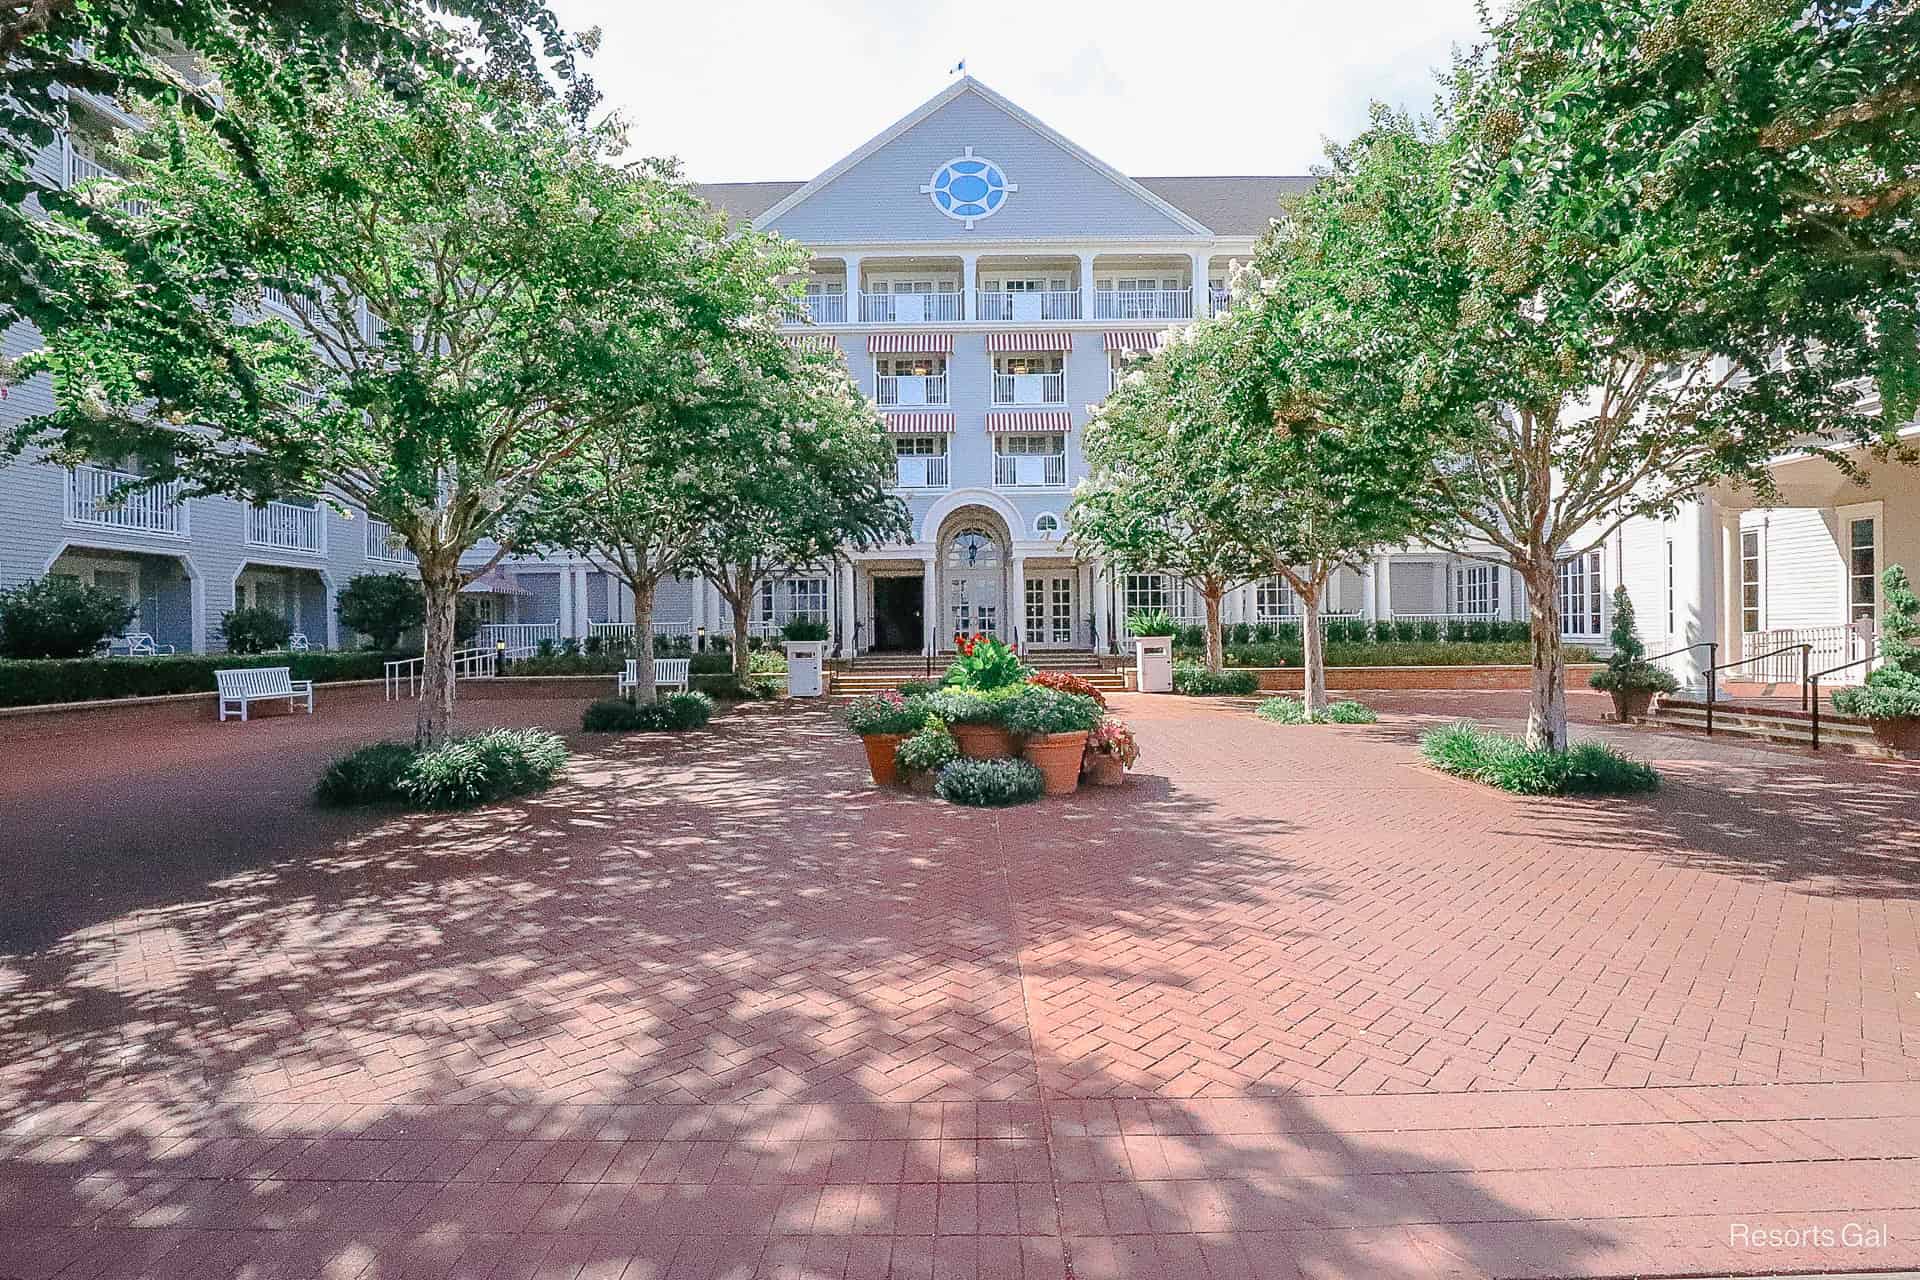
[{"x1": 551, "y1": 0, "x2": 1487, "y2": 181}]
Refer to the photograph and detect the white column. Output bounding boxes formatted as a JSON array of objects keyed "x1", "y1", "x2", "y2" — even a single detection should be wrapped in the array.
[
  {"x1": 961, "y1": 253, "x2": 978, "y2": 322},
  {"x1": 1010, "y1": 555, "x2": 1027, "y2": 650},
  {"x1": 1079, "y1": 251, "x2": 1097, "y2": 321},
  {"x1": 1191, "y1": 250, "x2": 1209, "y2": 319},
  {"x1": 189, "y1": 568, "x2": 208, "y2": 653},
  {"x1": 1372, "y1": 555, "x2": 1392, "y2": 620},
  {"x1": 557, "y1": 568, "x2": 575, "y2": 637},
  {"x1": 574, "y1": 567, "x2": 592, "y2": 638},
  {"x1": 922, "y1": 553, "x2": 938, "y2": 654},
  {"x1": 843, "y1": 254, "x2": 862, "y2": 324},
  {"x1": 1359, "y1": 561, "x2": 1377, "y2": 622}
]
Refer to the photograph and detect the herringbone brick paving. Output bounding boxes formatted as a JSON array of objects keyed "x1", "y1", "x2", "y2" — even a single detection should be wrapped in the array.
[{"x1": 1, "y1": 690, "x2": 1916, "y2": 1276}]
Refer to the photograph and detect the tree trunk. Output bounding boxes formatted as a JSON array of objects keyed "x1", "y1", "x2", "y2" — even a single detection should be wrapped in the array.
[
  {"x1": 1300, "y1": 580, "x2": 1328, "y2": 716},
  {"x1": 731, "y1": 564, "x2": 753, "y2": 680},
  {"x1": 416, "y1": 560, "x2": 460, "y2": 748},
  {"x1": 1524, "y1": 558, "x2": 1568, "y2": 752},
  {"x1": 630, "y1": 582, "x2": 657, "y2": 703},
  {"x1": 1203, "y1": 584, "x2": 1225, "y2": 673}
]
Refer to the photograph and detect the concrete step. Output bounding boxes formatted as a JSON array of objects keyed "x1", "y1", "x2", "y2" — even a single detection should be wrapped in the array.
[{"x1": 1652, "y1": 697, "x2": 1892, "y2": 755}]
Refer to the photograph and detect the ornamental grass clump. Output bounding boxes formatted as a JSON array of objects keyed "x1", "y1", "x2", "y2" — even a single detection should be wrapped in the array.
[
  {"x1": 1256, "y1": 697, "x2": 1378, "y2": 725},
  {"x1": 935, "y1": 757, "x2": 1045, "y2": 807},
  {"x1": 317, "y1": 729, "x2": 570, "y2": 810},
  {"x1": 1420, "y1": 721, "x2": 1659, "y2": 796},
  {"x1": 314, "y1": 741, "x2": 418, "y2": 807}
]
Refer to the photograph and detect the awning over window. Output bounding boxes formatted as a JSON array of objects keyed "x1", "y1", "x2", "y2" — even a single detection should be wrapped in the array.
[
  {"x1": 869, "y1": 333, "x2": 954, "y2": 354},
  {"x1": 1103, "y1": 330, "x2": 1165, "y2": 353},
  {"x1": 985, "y1": 331, "x2": 1073, "y2": 353},
  {"x1": 460, "y1": 570, "x2": 530, "y2": 596},
  {"x1": 882, "y1": 412, "x2": 956, "y2": 434},
  {"x1": 783, "y1": 333, "x2": 840, "y2": 353},
  {"x1": 985, "y1": 411, "x2": 1071, "y2": 434}
]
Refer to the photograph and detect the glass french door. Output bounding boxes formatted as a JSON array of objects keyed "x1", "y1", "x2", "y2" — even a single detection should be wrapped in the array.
[
  {"x1": 1025, "y1": 574, "x2": 1075, "y2": 648},
  {"x1": 950, "y1": 576, "x2": 999, "y2": 642}
]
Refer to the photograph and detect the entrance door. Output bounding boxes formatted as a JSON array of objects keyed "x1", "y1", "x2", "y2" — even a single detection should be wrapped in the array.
[
  {"x1": 945, "y1": 525, "x2": 1004, "y2": 647},
  {"x1": 1025, "y1": 574, "x2": 1076, "y2": 648},
  {"x1": 871, "y1": 576, "x2": 924, "y2": 652}
]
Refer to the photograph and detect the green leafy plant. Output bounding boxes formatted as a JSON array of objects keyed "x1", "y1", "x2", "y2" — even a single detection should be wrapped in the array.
[
  {"x1": 1420, "y1": 722, "x2": 1659, "y2": 796},
  {"x1": 1026, "y1": 669, "x2": 1107, "y2": 707},
  {"x1": 896, "y1": 679, "x2": 943, "y2": 698},
  {"x1": 1086, "y1": 717, "x2": 1139, "y2": 768},
  {"x1": 337, "y1": 573, "x2": 425, "y2": 650},
  {"x1": 314, "y1": 741, "x2": 418, "y2": 807},
  {"x1": 218, "y1": 607, "x2": 294, "y2": 655},
  {"x1": 922, "y1": 686, "x2": 1023, "y2": 725},
  {"x1": 841, "y1": 690, "x2": 925, "y2": 736},
  {"x1": 944, "y1": 633, "x2": 1027, "y2": 691},
  {"x1": 0, "y1": 576, "x2": 135, "y2": 658},
  {"x1": 315, "y1": 728, "x2": 569, "y2": 809},
  {"x1": 583, "y1": 691, "x2": 714, "y2": 732},
  {"x1": 502, "y1": 653, "x2": 624, "y2": 676},
  {"x1": 1833, "y1": 565, "x2": 1920, "y2": 721},
  {"x1": 1125, "y1": 610, "x2": 1177, "y2": 638},
  {"x1": 934, "y1": 757, "x2": 1045, "y2": 807},
  {"x1": 1257, "y1": 697, "x2": 1378, "y2": 725},
  {"x1": 692, "y1": 675, "x2": 779, "y2": 701},
  {"x1": 748, "y1": 649, "x2": 789, "y2": 675},
  {"x1": 895, "y1": 718, "x2": 960, "y2": 776},
  {"x1": 779, "y1": 617, "x2": 829, "y2": 642},
  {"x1": 1588, "y1": 588, "x2": 1679, "y2": 694},
  {"x1": 0, "y1": 651, "x2": 405, "y2": 708},
  {"x1": 1000, "y1": 686, "x2": 1103, "y2": 737},
  {"x1": 1172, "y1": 661, "x2": 1259, "y2": 696}
]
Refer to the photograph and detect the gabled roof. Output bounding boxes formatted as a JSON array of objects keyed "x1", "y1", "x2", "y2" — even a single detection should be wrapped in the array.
[
  {"x1": 693, "y1": 180, "x2": 803, "y2": 230},
  {"x1": 748, "y1": 76, "x2": 1212, "y2": 237},
  {"x1": 1135, "y1": 176, "x2": 1316, "y2": 238}
]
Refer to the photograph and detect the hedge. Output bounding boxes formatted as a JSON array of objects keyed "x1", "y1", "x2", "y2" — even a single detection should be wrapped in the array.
[
  {"x1": 0, "y1": 651, "x2": 411, "y2": 708},
  {"x1": 1169, "y1": 641, "x2": 1597, "y2": 669}
]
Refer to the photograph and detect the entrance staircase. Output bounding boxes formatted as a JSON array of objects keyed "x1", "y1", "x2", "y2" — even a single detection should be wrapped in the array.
[
  {"x1": 1652, "y1": 694, "x2": 1886, "y2": 754},
  {"x1": 828, "y1": 650, "x2": 1128, "y2": 697}
]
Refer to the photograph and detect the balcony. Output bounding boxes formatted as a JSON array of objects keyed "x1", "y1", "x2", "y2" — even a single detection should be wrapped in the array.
[
  {"x1": 1092, "y1": 289, "x2": 1193, "y2": 321},
  {"x1": 895, "y1": 454, "x2": 950, "y2": 489},
  {"x1": 976, "y1": 290, "x2": 1080, "y2": 322},
  {"x1": 994, "y1": 453, "x2": 1067, "y2": 488},
  {"x1": 875, "y1": 374, "x2": 948, "y2": 407},
  {"x1": 365, "y1": 517, "x2": 416, "y2": 564},
  {"x1": 992, "y1": 372, "x2": 1065, "y2": 406},
  {"x1": 67, "y1": 147, "x2": 149, "y2": 216},
  {"x1": 795, "y1": 293, "x2": 846, "y2": 325},
  {"x1": 246, "y1": 500, "x2": 325, "y2": 554},
  {"x1": 65, "y1": 465, "x2": 188, "y2": 537},
  {"x1": 1209, "y1": 288, "x2": 1232, "y2": 316},
  {"x1": 859, "y1": 291, "x2": 963, "y2": 324}
]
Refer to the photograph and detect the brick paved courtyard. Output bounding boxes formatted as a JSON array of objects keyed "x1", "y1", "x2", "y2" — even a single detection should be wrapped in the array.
[{"x1": 2, "y1": 690, "x2": 1917, "y2": 1278}]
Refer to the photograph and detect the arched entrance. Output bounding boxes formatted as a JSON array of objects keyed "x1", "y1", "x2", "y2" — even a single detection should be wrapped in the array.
[{"x1": 935, "y1": 507, "x2": 1015, "y2": 649}]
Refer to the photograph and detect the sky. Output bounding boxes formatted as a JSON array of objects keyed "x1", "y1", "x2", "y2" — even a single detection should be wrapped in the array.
[{"x1": 546, "y1": 0, "x2": 1491, "y2": 183}]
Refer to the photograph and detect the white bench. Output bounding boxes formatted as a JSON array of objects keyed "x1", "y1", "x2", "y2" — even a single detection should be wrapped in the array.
[
  {"x1": 617, "y1": 657, "x2": 691, "y2": 697},
  {"x1": 216, "y1": 666, "x2": 314, "y2": 721}
]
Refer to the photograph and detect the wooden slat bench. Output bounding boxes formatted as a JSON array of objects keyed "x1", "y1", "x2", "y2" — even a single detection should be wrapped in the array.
[
  {"x1": 215, "y1": 666, "x2": 315, "y2": 722},
  {"x1": 617, "y1": 657, "x2": 691, "y2": 698}
]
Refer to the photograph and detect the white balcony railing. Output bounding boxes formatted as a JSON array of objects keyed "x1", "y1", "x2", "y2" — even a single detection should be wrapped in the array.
[
  {"x1": 365, "y1": 518, "x2": 415, "y2": 564},
  {"x1": 1093, "y1": 289, "x2": 1193, "y2": 321},
  {"x1": 794, "y1": 293, "x2": 847, "y2": 325},
  {"x1": 65, "y1": 465, "x2": 188, "y2": 537},
  {"x1": 67, "y1": 147, "x2": 149, "y2": 216},
  {"x1": 975, "y1": 290, "x2": 1080, "y2": 322},
  {"x1": 246, "y1": 500, "x2": 325, "y2": 553},
  {"x1": 1209, "y1": 288, "x2": 1232, "y2": 316},
  {"x1": 587, "y1": 620, "x2": 698, "y2": 647},
  {"x1": 895, "y1": 454, "x2": 950, "y2": 489},
  {"x1": 875, "y1": 374, "x2": 949, "y2": 407},
  {"x1": 859, "y1": 291, "x2": 964, "y2": 324},
  {"x1": 994, "y1": 453, "x2": 1067, "y2": 488},
  {"x1": 992, "y1": 372, "x2": 1065, "y2": 405}
]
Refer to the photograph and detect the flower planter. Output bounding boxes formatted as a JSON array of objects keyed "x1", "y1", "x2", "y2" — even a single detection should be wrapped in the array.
[
  {"x1": 1868, "y1": 716, "x2": 1920, "y2": 753},
  {"x1": 860, "y1": 733, "x2": 907, "y2": 786},
  {"x1": 1609, "y1": 688, "x2": 1656, "y2": 721},
  {"x1": 951, "y1": 723, "x2": 1019, "y2": 760},
  {"x1": 1085, "y1": 753, "x2": 1126, "y2": 787},
  {"x1": 1023, "y1": 730, "x2": 1089, "y2": 796}
]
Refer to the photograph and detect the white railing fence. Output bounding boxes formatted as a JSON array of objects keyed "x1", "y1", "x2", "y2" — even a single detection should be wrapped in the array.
[
  {"x1": 975, "y1": 290, "x2": 1080, "y2": 321},
  {"x1": 895, "y1": 454, "x2": 950, "y2": 489},
  {"x1": 383, "y1": 646, "x2": 499, "y2": 700},
  {"x1": 994, "y1": 453, "x2": 1068, "y2": 487},
  {"x1": 1209, "y1": 288, "x2": 1232, "y2": 316},
  {"x1": 875, "y1": 374, "x2": 949, "y2": 407},
  {"x1": 1093, "y1": 289, "x2": 1193, "y2": 321},
  {"x1": 586, "y1": 620, "x2": 698, "y2": 647},
  {"x1": 796, "y1": 293, "x2": 847, "y2": 325},
  {"x1": 65, "y1": 465, "x2": 188, "y2": 536},
  {"x1": 477, "y1": 621, "x2": 561, "y2": 650},
  {"x1": 365, "y1": 518, "x2": 415, "y2": 563},
  {"x1": 1742, "y1": 625, "x2": 1873, "y2": 684},
  {"x1": 246, "y1": 500, "x2": 324, "y2": 553},
  {"x1": 991, "y1": 372, "x2": 1065, "y2": 405},
  {"x1": 858, "y1": 291, "x2": 964, "y2": 324},
  {"x1": 68, "y1": 148, "x2": 149, "y2": 216}
]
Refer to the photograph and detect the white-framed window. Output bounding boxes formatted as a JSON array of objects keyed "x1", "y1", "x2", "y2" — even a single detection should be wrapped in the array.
[
  {"x1": 877, "y1": 355, "x2": 945, "y2": 377},
  {"x1": 1124, "y1": 573, "x2": 1170, "y2": 617},
  {"x1": 874, "y1": 276, "x2": 959, "y2": 295},
  {"x1": 948, "y1": 526, "x2": 1001, "y2": 569},
  {"x1": 1840, "y1": 502, "x2": 1882, "y2": 625},
  {"x1": 1556, "y1": 550, "x2": 1604, "y2": 637},
  {"x1": 993, "y1": 354, "x2": 1065, "y2": 377},
  {"x1": 1452, "y1": 564, "x2": 1500, "y2": 617},
  {"x1": 892, "y1": 434, "x2": 949, "y2": 489},
  {"x1": 1255, "y1": 577, "x2": 1298, "y2": 620},
  {"x1": 996, "y1": 433, "x2": 1063, "y2": 456},
  {"x1": 1664, "y1": 538, "x2": 1675, "y2": 635},
  {"x1": 893, "y1": 434, "x2": 944, "y2": 457},
  {"x1": 758, "y1": 577, "x2": 828, "y2": 626},
  {"x1": 1740, "y1": 528, "x2": 1763, "y2": 633},
  {"x1": 1033, "y1": 512, "x2": 1063, "y2": 539}
]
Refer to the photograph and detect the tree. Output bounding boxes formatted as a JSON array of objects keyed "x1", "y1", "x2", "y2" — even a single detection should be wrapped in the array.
[
  {"x1": 685, "y1": 363, "x2": 911, "y2": 680},
  {"x1": 1070, "y1": 323, "x2": 1273, "y2": 674},
  {"x1": 8, "y1": 71, "x2": 802, "y2": 744},
  {"x1": 338, "y1": 573, "x2": 426, "y2": 651}
]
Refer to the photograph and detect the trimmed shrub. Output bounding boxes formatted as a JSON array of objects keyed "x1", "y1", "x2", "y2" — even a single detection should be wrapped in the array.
[
  {"x1": 503, "y1": 652, "x2": 623, "y2": 677},
  {"x1": 1588, "y1": 588, "x2": 1679, "y2": 695},
  {"x1": 1833, "y1": 668, "x2": 1920, "y2": 719},
  {"x1": 0, "y1": 650, "x2": 404, "y2": 708},
  {"x1": 695, "y1": 675, "x2": 779, "y2": 701},
  {"x1": 220, "y1": 606, "x2": 293, "y2": 654},
  {"x1": 1256, "y1": 697, "x2": 1379, "y2": 725},
  {"x1": 1001, "y1": 686, "x2": 1103, "y2": 736},
  {"x1": 1026, "y1": 669, "x2": 1107, "y2": 707},
  {"x1": 337, "y1": 573, "x2": 424, "y2": 650},
  {"x1": 780, "y1": 617, "x2": 829, "y2": 641},
  {"x1": 1172, "y1": 661, "x2": 1259, "y2": 696},
  {"x1": 1420, "y1": 722, "x2": 1659, "y2": 795},
  {"x1": 1831, "y1": 565, "x2": 1920, "y2": 722},
  {"x1": 935, "y1": 757, "x2": 1045, "y2": 807},
  {"x1": 0, "y1": 577, "x2": 134, "y2": 658},
  {"x1": 896, "y1": 679, "x2": 944, "y2": 698},
  {"x1": 748, "y1": 649, "x2": 788, "y2": 675},
  {"x1": 1228, "y1": 622, "x2": 1253, "y2": 646},
  {"x1": 398, "y1": 728, "x2": 570, "y2": 809},
  {"x1": 583, "y1": 691, "x2": 714, "y2": 732},
  {"x1": 314, "y1": 741, "x2": 417, "y2": 807}
]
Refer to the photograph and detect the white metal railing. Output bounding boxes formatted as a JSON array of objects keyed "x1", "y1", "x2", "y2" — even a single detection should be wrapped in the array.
[
  {"x1": 365, "y1": 518, "x2": 415, "y2": 563},
  {"x1": 975, "y1": 290, "x2": 1080, "y2": 321},
  {"x1": 65, "y1": 465, "x2": 188, "y2": 537},
  {"x1": 1384, "y1": 612, "x2": 1503, "y2": 627},
  {"x1": 587, "y1": 620, "x2": 698, "y2": 646},
  {"x1": 994, "y1": 453, "x2": 1067, "y2": 487},
  {"x1": 1742, "y1": 625, "x2": 1873, "y2": 684},
  {"x1": 1093, "y1": 289, "x2": 1193, "y2": 321},
  {"x1": 991, "y1": 372, "x2": 1065, "y2": 405},
  {"x1": 794, "y1": 293, "x2": 846, "y2": 325},
  {"x1": 1209, "y1": 289, "x2": 1232, "y2": 316},
  {"x1": 67, "y1": 147, "x2": 148, "y2": 216},
  {"x1": 875, "y1": 374, "x2": 949, "y2": 407},
  {"x1": 896, "y1": 454, "x2": 950, "y2": 489},
  {"x1": 477, "y1": 622, "x2": 560, "y2": 649},
  {"x1": 383, "y1": 646, "x2": 498, "y2": 700},
  {"x1": 859, "y1": 291, "x2": 964, "y2": 324},
  {"x1": 246, "y1": 500, "x2": 325, "y2": 553}
]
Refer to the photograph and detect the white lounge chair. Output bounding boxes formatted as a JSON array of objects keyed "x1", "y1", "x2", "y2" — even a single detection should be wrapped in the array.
[{"x1": 216, "y1": 666, "x2": 314, "y2": 721}]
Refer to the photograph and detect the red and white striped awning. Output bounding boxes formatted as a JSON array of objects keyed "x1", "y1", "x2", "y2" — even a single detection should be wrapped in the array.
[
  {"x1": 985, "y1": 330, "x2": 1073, "y2": 353},
  {"x1": 985, "y1": 411, "x2": 1072, "y2": 434},
  {"x1": 1103, "y1": 330, "x2": 1165, "y2": 353},
  {"x1": 783, "y1": 333, "x2": 840, "y2": 353},
  {"x1": 868, "y1": 332, "x2": 954, "y2": 354},
  {"x1": 882, "y1": 411, "x2": 956, "y2": 434}
]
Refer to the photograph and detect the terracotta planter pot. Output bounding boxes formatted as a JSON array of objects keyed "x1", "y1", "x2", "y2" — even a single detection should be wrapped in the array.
[
  {"x1": 951, "y1": 723, "x2": 1019, "y2": 760},
  {"x1": 860, "y1": 733, "x2": 906, "y2": 786},
  {"x1": 1024, "y1": 730, "x2": 1089, "y2": 796},
  {"x1": 1610, "y1": 688, "x2": 1656, "y2": 721},
  {"x1": 1868, "y1": 717, "x2": 1920, "y2": 753},
  {"x1": 1085, "y1": 753, "x2": 1126, "y2": 787}
]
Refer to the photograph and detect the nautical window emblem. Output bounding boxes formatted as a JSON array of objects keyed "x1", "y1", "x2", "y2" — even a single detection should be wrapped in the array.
[{"x1": 923, "y1": 148, "x2": 1015, "y2": 228}]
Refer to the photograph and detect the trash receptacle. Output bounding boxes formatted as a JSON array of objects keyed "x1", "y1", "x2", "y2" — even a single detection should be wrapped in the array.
[
  {"x1": 783, "y1": 640, "x2": 825, "y2": 697},
  {"x1": 1133, "y1": 636, "x2": 1173, "y2": 693}
]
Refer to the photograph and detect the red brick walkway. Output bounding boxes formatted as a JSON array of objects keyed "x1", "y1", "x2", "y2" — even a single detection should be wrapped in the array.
[{"x1": 2, "y1": 691, "x2": 1917, "y2": 1277}]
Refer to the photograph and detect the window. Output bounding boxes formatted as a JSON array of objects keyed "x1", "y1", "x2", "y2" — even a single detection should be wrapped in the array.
[
  {"x1": 892, "y1": 435, "x2": 948, "y2": 488},
  {"x1": 947, "y1": 526, "x2": 1000, "y2": 569},
  {"x1": 1664, "y1": 539, "x2": 1675, "y2": 635},
  {"x1": 1453, "y1": 565, "x2": 1500, "y2": 617},
  {"x1": 893, "y1": 435, "x2": 943, "y2": 457},
  {"x1": 1124, "y1": 573, "x2": 1170, "y2": 618},
  {"x1": 1256, "y1": 577, "x2": 1298, "y2": 620},
  {"x1": 1848, "y1": 514, "x2": 1878, "y2": 623},
  {"x1": 996, "y1": 433, "x2": 1064, "y2": 456},
  {"x1": 993, "y1": 355, "x2": 1064, "y2": 376},
  {"x1": 994, "y1": 434, "x2": 1067, "y2": 487},
  {"x1": 758, "y1": 577, "x2": 827, "y2": 626},
  {"x1": 877, "y1": 356, "x2": 944, "y2": 378},
  {"x1": 1556, "y1": 551, "x2": 1603, "y2": 637},
  {"x1": 1740, "y1": 529, "x2": 1763, "y2": 633},
  {"x1": 1033, "y1": 512, "x2": 1062, "y2": 539}
]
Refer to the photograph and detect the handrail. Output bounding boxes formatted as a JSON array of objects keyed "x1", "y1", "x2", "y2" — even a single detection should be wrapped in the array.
[
  {"x1": 1646, "y1": 640, "x2": 1716, "y2": 666},
  {"x1": 1701, "y1": 641, "x2": 1813, "y2": 732},
  {"x1": 1808, "y1": 653, "x2": 1880, "y2": 751}
]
